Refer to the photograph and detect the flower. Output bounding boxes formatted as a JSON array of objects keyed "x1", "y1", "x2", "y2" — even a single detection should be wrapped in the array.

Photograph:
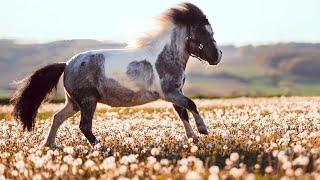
[
  {"x1": 293, "y1": 156, "x2": 309, "y2": 166},
  {"x1": 0, "y1": 164, "x2": 5, "y2": 174},
  {"x1": 209, "y1": 166, "x2": 219, "y2": 175},
  {"x1": 85, "y1": 160, "x2": 95, "y2": 169},
  {"x1": 230, "y1": 152, "x2": 239, "y2": 162},
  {"x1": 63, "y1": 146, "x2": 74, "y2": 154},
  {"x1": 151, "y1": 148, "x2": 160, "y2": 156},
  {"x1": 0, "y1": 97, "x2": 318, "y2": 178},
  {"x1": 190, "y1": 145, "x2": 198, "y2": 153},
  {"x1": 185, "y1": 171, "x2": 201, "y2": 180},
  {"x1": 265, "y1": 166, "x2": 273, "y2": 174},
  {"x1": 119, "y1": 165, "x2": 127, "y2": 175},
  {"x1": 229, "y1": 168, "x2": 244, "y2": 178}
]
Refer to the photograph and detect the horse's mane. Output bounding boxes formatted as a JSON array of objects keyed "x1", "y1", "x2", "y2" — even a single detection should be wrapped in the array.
[{"x1": 134, "y1": 2, "x2": 208, "y2": 48}]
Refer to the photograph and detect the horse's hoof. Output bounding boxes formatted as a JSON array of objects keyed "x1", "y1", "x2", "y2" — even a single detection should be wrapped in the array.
[
  {"x1": 189, "y1": 136, "x2": 202, "y2": 146},
  {"x1": 187, "y1": 136, "x2": 200, "y2": 144},
  {"x1": 91, "y1": 140, "x2": 102, "y2": 148},
  {"x1": 43, "y1": 143, "x2": 63, "y2": 150},
  {"x1": 198, "y1": 126, "x2": 209, "y2": 135},
  {"x1": 43, "y1": 142, "x2": 53, "y2": 148}
]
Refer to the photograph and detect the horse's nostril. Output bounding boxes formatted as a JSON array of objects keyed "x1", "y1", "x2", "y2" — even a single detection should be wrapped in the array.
[{"x1": 220, "y1": 50, "x2": 222, "y2": 54}]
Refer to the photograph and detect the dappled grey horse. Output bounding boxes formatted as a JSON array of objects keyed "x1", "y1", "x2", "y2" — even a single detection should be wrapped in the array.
[{"x1": 11, "y1": 3, "x2": 222, "y2": 147}]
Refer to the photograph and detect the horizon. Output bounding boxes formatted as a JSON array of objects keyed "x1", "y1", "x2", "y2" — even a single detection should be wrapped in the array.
[
  {"x1": 1, "y1": 38, "x2": 320, "y2": 48},
  {"x1": 0, "y1": 0, "x2": 319, "y2": 46}
]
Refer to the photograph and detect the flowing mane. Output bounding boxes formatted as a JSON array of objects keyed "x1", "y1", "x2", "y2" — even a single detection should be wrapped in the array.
[{"x1": 134, "y1": 2, "x2": 208, "y2": 48}]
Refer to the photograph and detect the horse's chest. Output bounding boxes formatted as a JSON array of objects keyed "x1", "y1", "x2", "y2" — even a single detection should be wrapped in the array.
[{"x1": 155, "y1": 58, "x2": 185, "y2": 93}]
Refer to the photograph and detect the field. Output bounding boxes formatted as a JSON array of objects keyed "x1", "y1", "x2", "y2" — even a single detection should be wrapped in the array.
[{"x1": 0, "y1": 97, "x2": 320, "y2": 179}]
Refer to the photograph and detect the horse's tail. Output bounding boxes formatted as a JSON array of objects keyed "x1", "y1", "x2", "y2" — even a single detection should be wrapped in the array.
[{"x1": 11, "y1": 62, "x2": 67, "y2": 131}]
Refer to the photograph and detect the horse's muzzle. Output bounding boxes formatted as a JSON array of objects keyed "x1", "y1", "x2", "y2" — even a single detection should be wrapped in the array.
[{"x1": 209, "y1": 50, "x2": 222, "y2": 65}]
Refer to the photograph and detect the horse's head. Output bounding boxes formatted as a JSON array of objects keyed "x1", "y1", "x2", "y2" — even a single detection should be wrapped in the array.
[
  {"x1": 164, "y1": 3, "x2": 222, "y2": 65},
  {"x1": 186, "y1": 20, "x2": 222, "y2": 65}
]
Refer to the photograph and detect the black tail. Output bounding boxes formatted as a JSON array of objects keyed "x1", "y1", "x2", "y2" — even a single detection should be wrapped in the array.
[{"x1": 11, "y1": 62, "x2": 66, "y2": 131}]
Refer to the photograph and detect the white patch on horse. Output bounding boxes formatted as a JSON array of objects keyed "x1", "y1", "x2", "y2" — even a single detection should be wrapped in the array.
[{"x1": 81, "y1": 23, "x2": 175, "y2": 97}]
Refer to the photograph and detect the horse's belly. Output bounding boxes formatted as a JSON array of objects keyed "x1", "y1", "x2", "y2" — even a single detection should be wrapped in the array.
[
  {"x1": 99, "y1": 54, "x2": 162, "y2": 106},
  {"x1": 99, "y1": 78, "x2": 160, "y2": 107}
]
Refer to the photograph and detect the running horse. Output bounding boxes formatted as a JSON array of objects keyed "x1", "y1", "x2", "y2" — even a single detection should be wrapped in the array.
[{"x1": 11, "y1": 3, "x2": 222, "y2": 147}]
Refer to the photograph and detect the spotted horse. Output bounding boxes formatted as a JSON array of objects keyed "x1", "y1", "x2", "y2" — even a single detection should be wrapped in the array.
[{"x1": 11, "y1": 3, "x2": 222, "y2": 147}]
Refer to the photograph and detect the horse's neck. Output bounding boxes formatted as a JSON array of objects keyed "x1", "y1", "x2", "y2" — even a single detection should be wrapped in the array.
[
  {"x1": 159, "y1": 26, "x2": 189, "y2": 69},
  {"x1": 135, "y1": 25, "x2": 189, "y2": 68}
]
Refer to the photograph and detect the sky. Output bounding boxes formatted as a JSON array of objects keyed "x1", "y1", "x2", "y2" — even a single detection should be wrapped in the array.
[{"x1": 0, "y1": 0, "x2": 319, "y2": 46}]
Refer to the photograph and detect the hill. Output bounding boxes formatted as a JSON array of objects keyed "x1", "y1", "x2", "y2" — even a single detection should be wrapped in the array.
[
  {"x1": 0, "y1": 39, "x2": 126, "y2": 95},
  {"x1": 187, "y1": 43, "x2": 320, "y2": 96},
  {"x1": 0, "y1": 39, "x2": 319, "y2": 97}
]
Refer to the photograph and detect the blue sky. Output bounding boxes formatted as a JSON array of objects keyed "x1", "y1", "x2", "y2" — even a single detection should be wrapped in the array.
[{"x1": 0, "y1": 0, "x2": 319, "y2": 45}]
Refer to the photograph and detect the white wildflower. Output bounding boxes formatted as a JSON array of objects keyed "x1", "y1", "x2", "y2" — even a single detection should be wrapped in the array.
[
  {"x1": 185, "y1": 171, "x2": 201, "y2": 180},
  {"x1": 190, "y1": 145, "x2": 198, "y2": 153}
]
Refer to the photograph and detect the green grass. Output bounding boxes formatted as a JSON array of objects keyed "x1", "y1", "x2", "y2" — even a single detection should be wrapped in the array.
[
  {"x1": 0, "y1": 96, "x2": 10, "y2": 105},
  {"x1": 0, "y1": 96, "x2": 65, "y2": 105},
  {"x1": 0, "y1": 113, "x2": 7, "y2": 120},
  {"x1": 0, "y1": 111, "x2": 55, "y2": 120},
  {"x1": 217, "y1": 65, "x2": 269, "y2": 79},
  {"x1": 291, "y1": 83, "x2": 320, "y2": 95}
]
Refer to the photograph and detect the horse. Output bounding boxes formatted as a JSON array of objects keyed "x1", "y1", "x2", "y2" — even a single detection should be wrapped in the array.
[{"x1": 11, "y1": 2, "x2": 222, "y2": 147}]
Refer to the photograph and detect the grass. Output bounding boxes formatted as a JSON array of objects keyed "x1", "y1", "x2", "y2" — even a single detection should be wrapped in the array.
[
  {"x1": 0, "y1": 96, "x2": 10, "y2": 105},
  {"x1": 216, "y1": 65, "x2": 269, "y2": 79},
  {"x1": 0, "y1": 96, "x2": 65, "y2": 105}
]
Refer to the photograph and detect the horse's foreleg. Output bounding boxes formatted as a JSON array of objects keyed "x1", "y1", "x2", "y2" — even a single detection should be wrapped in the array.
[
  {"x1": 166, "y1": 91, "x2": 208, "y2": 135},
  {"x1": 173, "y1": 104, "x2": 197, "y2": 139},
  {"x1": 78, "y1": 96, "x2": 99, "y2": 145},
  {"x1": 45, "y1": 97, "x2": 78, "y2": 147}
]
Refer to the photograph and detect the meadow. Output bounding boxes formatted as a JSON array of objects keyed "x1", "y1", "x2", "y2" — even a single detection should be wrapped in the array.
[{"x1": 0, "y1": 97, "x2": 319, "y2": 179}]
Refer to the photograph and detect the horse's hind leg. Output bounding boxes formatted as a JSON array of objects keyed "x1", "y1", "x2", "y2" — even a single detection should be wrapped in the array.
[
  {"x1": 78, "y1": 96, "x2": 99, "y2": 145},
  {"x1": 44, "y1": 97, "x2": 78, "y2": 147}
]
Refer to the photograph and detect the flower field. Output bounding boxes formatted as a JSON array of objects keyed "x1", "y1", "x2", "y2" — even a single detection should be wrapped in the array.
[{"x1": 0, "y1": 97, "x2": 319, "y2": 179}]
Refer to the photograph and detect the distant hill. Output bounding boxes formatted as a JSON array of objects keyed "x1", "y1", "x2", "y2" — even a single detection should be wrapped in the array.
[
  {"x1": 252, "y1": 43, "x2": 320, "y2": 78},
  {"x1": 185, "y1": 42, "x2": 320, "y2": 96},
  {"x1": 0, "y1": 39, "x2": 126, "y2": 94},
  {"x1": 0, "y1": 39, "x2": 319, "y2": 97}
]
